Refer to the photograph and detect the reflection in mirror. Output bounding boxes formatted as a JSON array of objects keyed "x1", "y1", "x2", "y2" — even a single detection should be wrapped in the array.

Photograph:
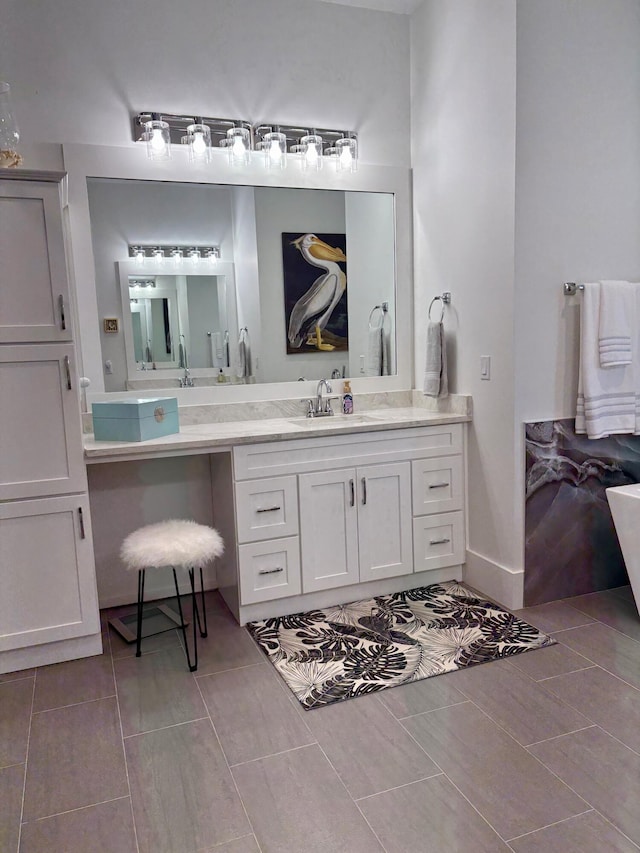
[{"x1": 87, "y1": 178, "x2": 396, "y2": 391}]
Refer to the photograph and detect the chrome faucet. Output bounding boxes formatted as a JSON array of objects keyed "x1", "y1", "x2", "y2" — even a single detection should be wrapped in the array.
[
  {"x1": 179, "y1": 367, "x2": 194, "y2": 388},
  {"x1": 315, "y1": 378, "x2": 335, "y2": 416}
]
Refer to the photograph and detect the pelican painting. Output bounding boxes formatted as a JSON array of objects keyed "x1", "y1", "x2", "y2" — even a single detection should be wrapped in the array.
[{"x1": 282, "y1": 232, "x2": 348, "y2": 353}]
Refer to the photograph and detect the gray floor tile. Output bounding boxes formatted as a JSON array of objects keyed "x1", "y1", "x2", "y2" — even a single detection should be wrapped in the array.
[
  {"x1": 33, "y1": 652, "x2": 115, "y2": 712},
  {"x1": 197, "y1": 664, "x2": 314, "y2": 765},
  {"x1": 516, "y1": 600, "x2": 597, "y2": 633},
  {"x1": 378, "y1": 671, "x2": 468, "y2": 718},
  {"x1": 449, "y1": 659, "x2": 590, "y2": 746},
  {"x1": 200, "y1": 836, "x2": 260, "y2": 852},
  {"x1": 232, "y1": 744, "x2": 384, "y2": 852},
  {"x1": 19, "y1": 797, "x2": 137, "y2": 853},
  {"x1": 542, "y1": 666, "x2": 640, "y2": 753},
  {"x1": 0, "y1": 679, "x2": 33, "y2": 768},
  {"x1": 509, "y1": 810, "x2": 640, "y2": 853},
  {"x1": 115, "y1": 647, "x2": 207, "y2": 737},
  {"x1": 0, "y1": 764, "x2": 24, "y2": 853},
  {"x1": 125, "y1": 718, "x2": 249, "y2": 853},
  {"x1": 358, "y1": 774, "x2": 510, "y2": 852},
  {"x1": 565, "y1": 591, "x2": 640, "y2": 642},
  {"x1": 23, "y1": 697, "x2": 128, "y2": 821},
  {"x1": 0, "y1": 669, "x2": 34, "y2": 684},
  {"x1": 402, "y1": 702, "x2": 587, "y2": 840},
  {"x1": 608, "y1": 585, "x2": 635, "y2": 603},
  {"x1": 507, "y1": 643, "x2": 594, "y2": 681},
  {"x1": 302, "y1": 694, "x2": 439, "y2": 799},
  {"x1": 192, "y1": 614, "x2": 264, "y2": 675},
  {"x1": 529, "y1": 727, "x2": 640, "y2": 846},
  {"x1": 558, "y1": 623, "x2": 640, "y2": 688}
]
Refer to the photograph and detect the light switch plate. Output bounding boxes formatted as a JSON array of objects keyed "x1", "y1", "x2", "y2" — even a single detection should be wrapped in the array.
[{"x1": 480, "y1": 355, "x2": 491, "y2": 380}]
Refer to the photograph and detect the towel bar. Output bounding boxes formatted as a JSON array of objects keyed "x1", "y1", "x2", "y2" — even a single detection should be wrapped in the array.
[{"x1": 564, "y1": 282, "x2": 585, "y2": 295}]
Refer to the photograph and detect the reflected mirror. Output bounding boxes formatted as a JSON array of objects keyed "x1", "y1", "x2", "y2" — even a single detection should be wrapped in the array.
[{"x1": 87, "y1": 177, "x2": 397, "y2": 391}]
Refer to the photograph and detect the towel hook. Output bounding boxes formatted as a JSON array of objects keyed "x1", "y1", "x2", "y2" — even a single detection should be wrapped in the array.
[{"x1": 428, "y1": 292, "x2": 451, "y2": 323}]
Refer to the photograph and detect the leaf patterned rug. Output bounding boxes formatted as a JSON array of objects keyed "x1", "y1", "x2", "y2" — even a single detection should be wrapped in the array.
[{"x1": 246, "y1": 581, "x2": 556, "y2": 710}]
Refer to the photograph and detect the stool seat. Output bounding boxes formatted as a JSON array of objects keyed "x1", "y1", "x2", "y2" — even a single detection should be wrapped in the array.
[
  {"x1": 121, "y1": 519, "x2": 224, "y2": 571},
  {"x1": 119, "y1": 519, "x2": 224, "y2": 672}
]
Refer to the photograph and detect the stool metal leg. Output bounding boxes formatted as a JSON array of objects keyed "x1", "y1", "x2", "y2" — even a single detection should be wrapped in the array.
[
  {"x1": 193, "y1": 567, "x2": 208, "y2": 639},
  {"x1": 135, "y1": 569, "x2": 145, "y2": 658},
  {"x1": 173, "y1": 567, "x2": 198, "y2": 672}
]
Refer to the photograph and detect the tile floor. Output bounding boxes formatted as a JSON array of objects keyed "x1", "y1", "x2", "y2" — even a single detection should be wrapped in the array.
[{"x1": 1, "y1": 584, "x2": 640, "y2": 852}]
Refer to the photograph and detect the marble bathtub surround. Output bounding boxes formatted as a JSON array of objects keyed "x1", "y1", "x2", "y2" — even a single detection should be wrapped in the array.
[
  {"x1": 525, "y1": 419, "x2": 633, "y2": 605},
  {"x1": 82, "y1": 390, "x2": 471, "y2": 433}
]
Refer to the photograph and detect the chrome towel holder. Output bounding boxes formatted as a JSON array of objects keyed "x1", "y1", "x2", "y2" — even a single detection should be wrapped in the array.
[{"x1": 428, "y1": 291, "x2": 451, "y2": 322}]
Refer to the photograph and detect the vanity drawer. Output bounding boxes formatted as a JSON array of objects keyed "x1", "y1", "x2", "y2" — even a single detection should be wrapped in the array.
[
  {"x1": 238, "y1": 536, "x2": 302, "y2": 604},
  {"x1": 412, "y1": 511, "x2": 464, "y2": 573},
  {"x1": 412, "y1": 456, "x2": 463, "y2": 516},
  {"x1": 235, "y1": 475, "x2": 299, "y2": 543}
]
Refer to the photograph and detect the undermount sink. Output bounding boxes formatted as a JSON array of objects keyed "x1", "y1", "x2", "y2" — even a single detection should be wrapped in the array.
[{"x1": 288, "y1": 414, "x2": 375, "y2": 427}]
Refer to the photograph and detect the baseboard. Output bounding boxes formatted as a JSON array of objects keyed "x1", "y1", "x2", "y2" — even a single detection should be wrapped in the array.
[
  {"x1": 463, "y1": 550, "x2": 524, "y2": 611},
  {"x1": 0, "y1": 633, "x2": 103, "y2": 675}
]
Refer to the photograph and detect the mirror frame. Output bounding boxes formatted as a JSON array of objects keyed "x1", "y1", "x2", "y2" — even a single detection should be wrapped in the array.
[{"x1": 63, "y1": 142, "x2": 413, "y2": 404}]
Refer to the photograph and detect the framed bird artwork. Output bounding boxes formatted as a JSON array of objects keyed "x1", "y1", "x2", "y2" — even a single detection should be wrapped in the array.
[{"x1": 282, "y1": 232, "x2": 348, "y2": 354}]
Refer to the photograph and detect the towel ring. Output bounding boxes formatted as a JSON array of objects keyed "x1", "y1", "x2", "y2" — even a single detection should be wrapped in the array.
[{"x1": 428, "y1": 296, "x2": 445, "y2": 323}]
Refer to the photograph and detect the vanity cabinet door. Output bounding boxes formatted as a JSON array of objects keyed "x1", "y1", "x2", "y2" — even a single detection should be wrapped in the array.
[
  {"x1": 0, "y1": 495, "x2": 100, "y2": 652},
  {"x1": 0, "y1": 345, "x2": 87, "y2": 500},
  {"x1": 299, "y1": 468, "x2": 360, "y2": 593},
  {"x1": 0, "y1": 179, "x2": 72, "y2": 343},
  {"x1": 357, "y1": 461, "x2": 413, "y2": 583}
]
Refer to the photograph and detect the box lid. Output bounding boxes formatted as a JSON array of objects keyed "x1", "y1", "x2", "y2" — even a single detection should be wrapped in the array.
[{"x1": 92, "y1": 397, "x2": 178, "y2": 420}]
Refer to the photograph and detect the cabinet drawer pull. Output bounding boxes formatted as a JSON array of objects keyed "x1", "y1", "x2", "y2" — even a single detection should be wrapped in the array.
[
  {"x1": 428, "y1": 482, "x2": 450, "y2": 489},
  {"x1": 362, "y1": 477, "x2": 367, "y2": 505},
  {"x1": 78, "y1": 506, "x2": 86, "y2": 539},
  {"x1": 429, "y1": 537, "x2": 451, "y2": 545},
  {"x1": 59, "y1": 294, "x2": 66, "y2": 331},
  {"x1": 258, "y1": 567, "x2": 284, "y2": 575},
  {"x1": 64, "y1": 355, "x2": 72, "y2": 390},
  {"x1": 350, "y1": 479, "x2": 355, "y2": 507},
  {"x1": 256, "y1": 506, "x2": 281, "y2": 513}
]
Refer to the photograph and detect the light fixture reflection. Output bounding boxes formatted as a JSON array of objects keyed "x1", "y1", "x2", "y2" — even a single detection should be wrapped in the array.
[
  {"x1": 263, "y1": 129, "x2": 286, "y2": 169},
  {"x1": 184, "y1": 121, "x2": 211, "y2": 163},
  {"x1": 144, "y1": 115, "x2": 171, "y2": 161},
  {"x1": 226, "y1": 126, "x2": 250, "y2": 165},
  {"x1": 300, "y1": 133, "x2": 323, "y2": 171},
  {"x1": 336, "y1": 135, "x2": 357, "y2": 172}
]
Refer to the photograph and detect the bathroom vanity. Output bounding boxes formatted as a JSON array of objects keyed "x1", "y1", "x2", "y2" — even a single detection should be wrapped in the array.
[{"x1": 84, "y1": 406, "x2": 469, "y2": 624}]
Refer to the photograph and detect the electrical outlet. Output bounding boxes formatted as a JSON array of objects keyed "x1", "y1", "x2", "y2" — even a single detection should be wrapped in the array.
[{"x1": 480, "y1": 356, "x2": 491, "y2": 380}]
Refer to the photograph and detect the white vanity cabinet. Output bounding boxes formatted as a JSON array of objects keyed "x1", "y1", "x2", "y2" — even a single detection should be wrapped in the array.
[
  {"x1": 0, "y1": 172, "x2": 100, "y2": 674},
  {"x1": 223, "y1": 422, "x2": 466, "y2": 624}
]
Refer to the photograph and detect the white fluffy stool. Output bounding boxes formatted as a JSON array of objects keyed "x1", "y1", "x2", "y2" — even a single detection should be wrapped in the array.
[{"x1": 120, "y1": 519, "x2": 224, "y2": 672}]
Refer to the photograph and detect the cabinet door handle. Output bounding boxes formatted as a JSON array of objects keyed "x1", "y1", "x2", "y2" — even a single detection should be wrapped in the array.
[
  {"x1": 78, "y1": 506, "x2": 86, "y2": 539},
  {"x1": 256, "y1": 506, "x2": 281, "y2": 513},
  {"x1": 430, "y1": 537, "x2": 450, "y2": 545},
  {"x1": 428, "y1": 482, "x2": 450, "y2": 489},
  {"x1": 361, "y1": 477, "x2": 367, "y2": 505},
  {"x1": 258, "y1": 567, "x2": 284, "y2": 575},
  {"x1": 349, "y1": 479, "x2": 355, "y2": 507},
  {"x1": 59, "y1": 294, "x2": 67, "y2": 331},
  {"x1": 64, "y1": 355, "x2": 72, "y2": 390}
]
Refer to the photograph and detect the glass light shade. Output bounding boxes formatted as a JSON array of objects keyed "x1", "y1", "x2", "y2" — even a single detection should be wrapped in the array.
[
  {"x1": 185, "y1": 123, "x2": 211, "y2": 163},
  {"x1": 0, "y1": 81, "x2": 21, "y2": 167},
  {"x1": 170, "y1": 247, "x2": 183, "y2": 259},
  {"x1": 300, "y1": 134, "x2": 323, "y2": 171},
  {"x1": 263, "y1": 130, "x2": 286, "y2": 169},
  {"x1": 202, "y1": 247, "x2": 219, "y2": 260},
  {"x1": 152, "y1": 247, "x2": 164, "y2": 261},
  {"x1": 226, "y1": 126, "x2": 250, "y2": 165},
  {"x1": 131, "y1": 246, "x2": 145, "y2": 262},
  {"x1": 187, "y1": 247, "x2": 200, "y2": 261},
  {"x1": 336, "y1": 136, "x2": 357, "y2": 172},
  {"x1": 144, "y1": 119, "x2": 171, "y2": 161}
]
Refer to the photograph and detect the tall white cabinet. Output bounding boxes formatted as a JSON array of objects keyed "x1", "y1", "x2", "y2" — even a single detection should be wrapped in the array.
[{"x1": 0, "y1": 172, "x2": 101, "y2": 674}]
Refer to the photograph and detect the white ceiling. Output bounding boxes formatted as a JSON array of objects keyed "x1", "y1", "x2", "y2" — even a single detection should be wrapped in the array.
[{"x1": 312, "y1": 0, "x2": 422, "y2": 14}]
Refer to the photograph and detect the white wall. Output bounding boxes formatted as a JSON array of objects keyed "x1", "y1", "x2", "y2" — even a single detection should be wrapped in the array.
[
  {"x1": 1, "y1": 0, "x2": 410, "y2": 168},
  {"x1": 411, "y1": 0, "x2": 519, "y2": 599}
]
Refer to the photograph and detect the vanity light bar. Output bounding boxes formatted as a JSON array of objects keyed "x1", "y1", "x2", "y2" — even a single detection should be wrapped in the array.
[
  {"x1": 128, "y1": 244, "x2": 220, "y2": 261},
  {"x1": 132, "y1": 113, "x2": 357, "y2": 169},
  {"x1": 128, "y1": 279, "x2": 156, "y2": 288}
]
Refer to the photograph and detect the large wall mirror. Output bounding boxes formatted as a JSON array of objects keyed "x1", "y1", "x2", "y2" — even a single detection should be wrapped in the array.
[{"x1": 64, "y1": 144, "x2": 412, "y2": 403}]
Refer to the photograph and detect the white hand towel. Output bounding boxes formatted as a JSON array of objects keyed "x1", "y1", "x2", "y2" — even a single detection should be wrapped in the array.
[
  {"x1": 598, "y1": 280, "x2": 634, "y2": 367},
  {"x1": 576, "y1": 282, "x2": 638, "y2": 439},
  {"x1": 365, "y1": 325, "x2": 383, "y2": 376},
  {"x1": 423, "y1": 321, "x2": 448, "y2": 398},
  {"x1": 381, "y1": 326, "x2": 392, "y2": 376}
]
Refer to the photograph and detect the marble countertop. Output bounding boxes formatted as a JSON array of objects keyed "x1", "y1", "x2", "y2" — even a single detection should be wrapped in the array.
[{"x1": 84, "y1": 406, "x2": 470, "y2": 462}]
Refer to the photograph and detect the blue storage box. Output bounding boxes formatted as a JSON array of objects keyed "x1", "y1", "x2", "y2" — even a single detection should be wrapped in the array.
[{"x1": 92, "y1": 397, "x2": 179, "y2": 442}]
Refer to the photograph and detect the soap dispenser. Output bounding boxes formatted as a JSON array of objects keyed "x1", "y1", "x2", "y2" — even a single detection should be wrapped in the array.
[
  {"x1": 342, "y1": 380, "x2": 353, "y2": 414},
  {"x1": 217, "y1": 368, "x2": 226, "y2": 383}
]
